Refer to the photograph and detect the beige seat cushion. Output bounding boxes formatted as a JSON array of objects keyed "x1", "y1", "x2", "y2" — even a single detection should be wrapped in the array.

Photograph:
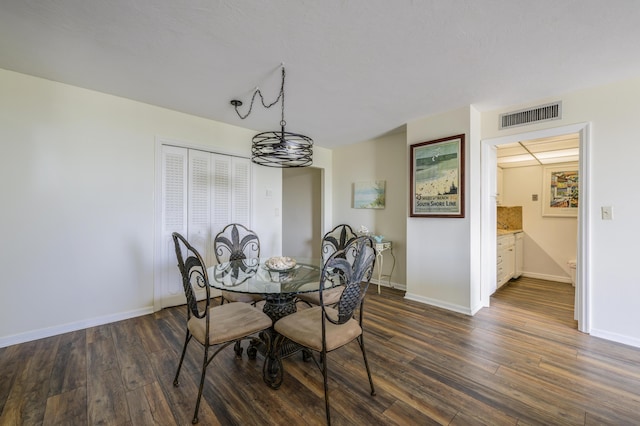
[
  {"x1": 274, "y1": 306, "x2": 362, "y2": 352},
  {"x1": 297, "y1": 286, "x2": 344, "y2": 306},
  {"x1": 188, "y1": 302, "x2": 272, "y2": 345}
]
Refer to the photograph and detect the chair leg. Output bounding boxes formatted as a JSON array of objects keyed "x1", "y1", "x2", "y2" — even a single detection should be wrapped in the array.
[
  {"x1": 322, "y1": 348, "x2": 331, "y2": 426},
  {"x1": 233, "y1": 340, "x2": 243, "y2": 357},
  {"x1": 173, "y1": 331, "x2": 191, "y2": 386},
  {"x1": 302, "y1": 348, "x2": 313, "y2": 362},
  {"x1": 192, "y1": 344, "x2": 209, "y2": 424},
  {"x1": 358, "y1": 335, "x2": 376, "y2": 396}
]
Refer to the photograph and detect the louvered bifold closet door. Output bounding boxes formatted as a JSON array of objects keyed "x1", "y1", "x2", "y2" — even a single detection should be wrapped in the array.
[
  {"x1": 159, "y1": 147, "x2": 252, "y2": 308},
  {"x1": 188, "y1": 150, "x2": 213, "y2": 265},
  {"x1": 210, "y1": 154, "x2": 252, "y2": 256},
  {"x1": 161, "y1": 146, "x2": 188, "y2": 308},
  {"x1": 211, "y1": 154, "x2": 232, "y2": 244},
  {"x1": 231, "y1": 157, "x2": 251, "y2": 227}
]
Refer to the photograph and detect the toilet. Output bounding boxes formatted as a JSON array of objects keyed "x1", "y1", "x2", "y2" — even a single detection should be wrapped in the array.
[{"x1": 568, "y1": 259, "x2": 576, "y2": 286}]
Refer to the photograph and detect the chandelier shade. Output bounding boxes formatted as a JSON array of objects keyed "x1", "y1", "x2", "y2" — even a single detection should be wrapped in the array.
[
  {"x1": 231, "y1": 65, "x2": 313, "y2": 168},
  {"x1": 251, "y1": 127, "x2": 313, "y2": 168}
]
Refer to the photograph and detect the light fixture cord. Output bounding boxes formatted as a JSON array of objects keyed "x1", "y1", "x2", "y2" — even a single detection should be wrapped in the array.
[{"x1": 233, "y1": 66, "x2": 286, "y2": 129}]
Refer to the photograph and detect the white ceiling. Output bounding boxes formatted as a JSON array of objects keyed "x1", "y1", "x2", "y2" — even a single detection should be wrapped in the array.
[
  {"x1": 2, "y1": 1, "x2": 640, "y2": 149},
  {"x1": 497, "y1": 133, "x2": 579, "y2": 168}
]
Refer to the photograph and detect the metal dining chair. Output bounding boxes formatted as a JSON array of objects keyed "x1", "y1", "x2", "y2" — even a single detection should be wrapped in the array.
[
  {"x1": 297, "y1": 224, "x2": 357, "y2": 307},
  {"x1": 273, "y1": 236, "x2": 377, "y2": 425},
  {"x1": 213, "y1": 223, "x2": 265, "y2": 306},
  {"x1": 171, "y1": 232, "x2": 272, "y2": 424}
]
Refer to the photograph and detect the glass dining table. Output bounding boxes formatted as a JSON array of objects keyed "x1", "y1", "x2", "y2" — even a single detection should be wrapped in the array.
[{"x1": 207, "y1": 256, "x2": 337, "y2": 388}]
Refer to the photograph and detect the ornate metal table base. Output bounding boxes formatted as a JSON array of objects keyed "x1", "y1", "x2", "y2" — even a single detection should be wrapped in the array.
[
  {"x1": 263, "y1": 294, "x2": 298, "y2": 320},
  {"x1": 209, "y1": 259, "x2": 322, "y2": 389},
  {"x1": 250, "y1": 294, "x2": 306, "y2": 389}
]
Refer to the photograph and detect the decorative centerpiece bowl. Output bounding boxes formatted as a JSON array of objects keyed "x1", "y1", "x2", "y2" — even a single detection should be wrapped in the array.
[
  {"x1": 358, "y1": 225, "x2": 370, "y2": 237},
  {"x1": 265, "y1": 256, "x2": 297, "y2": 271}
]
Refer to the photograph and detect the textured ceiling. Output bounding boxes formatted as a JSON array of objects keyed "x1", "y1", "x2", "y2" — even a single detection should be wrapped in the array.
[{"x1": 2, "y1": 1, "x2": 640, "y2": 149}]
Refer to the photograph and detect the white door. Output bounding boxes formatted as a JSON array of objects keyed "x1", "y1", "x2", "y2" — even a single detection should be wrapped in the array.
[
  {"x1": 482, "y1": 144, "x2": 498, "y2": 302},
  {"x1": 188, "y1": 149, "x2": 213, "y2": 265},
  {"x1": 160, "y1": 146, "x2": 188, "y2": 308},
  {"x1": 231, "y1": 157, "x2": 251, "y2": 227},
  {"x1": 157, "y1": 145, "x2": 252, "y2": 309}
]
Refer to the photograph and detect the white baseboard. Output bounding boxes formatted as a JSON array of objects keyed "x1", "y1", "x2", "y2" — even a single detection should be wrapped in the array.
[
  {"x1": 160, "y1": 293, "x2": 187, "y2": 309},
  {"x1": 371, "y1": 278, "x2": 406, "y2": 292},
  {"x1": 521, "y1": 271, "x2": 572, "y2": 284},
  {"x1": 403, "y1": 292, "x2": 472, "y2": 316},
  {"x1": 160, "y1": 288, "x2": 222, "y2": 309},
  {"x1": 590, "y1": 328, "x2": 640, "y2": 349},
  {"x1": 0, "y1": 306, "x2": 154, "y2": 348}
]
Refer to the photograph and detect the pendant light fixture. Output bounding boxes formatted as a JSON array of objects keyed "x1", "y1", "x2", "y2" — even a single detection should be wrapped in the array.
[{"x1": 231, "y1": 65, "x2": 313, "y2": 168}]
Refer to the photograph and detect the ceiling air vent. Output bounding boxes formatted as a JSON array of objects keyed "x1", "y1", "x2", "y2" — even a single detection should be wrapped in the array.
[{"x1": 499, "y1": 101, "x2": 562, "y2": 129}]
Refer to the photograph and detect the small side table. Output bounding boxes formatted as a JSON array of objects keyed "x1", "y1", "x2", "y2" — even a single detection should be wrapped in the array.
[{"x1": 374, "y1": 241, "x2": 396, "y2": 294}]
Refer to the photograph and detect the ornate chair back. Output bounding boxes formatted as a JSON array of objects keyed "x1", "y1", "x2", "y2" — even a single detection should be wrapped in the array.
[
  {"x1": 320, "y1": 236, "x2": 376, "y2": 324},
  {"x1": 297, "y1": 224, "x2": 360, "y2": 308},
  {"x1": 321, "y1": 224, "x2": 357, "y2": 263},
  {"x1": 172, "y1": 232, "x2": 210, "y2": 321},
  {"x1": 214, "y1": 223, "x2": 260, "y2": 263}
]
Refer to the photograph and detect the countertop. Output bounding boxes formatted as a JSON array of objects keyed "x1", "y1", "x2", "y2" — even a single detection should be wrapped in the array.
[{"x1": 497, "y1": 229, "x2": 523, "y2": 236}]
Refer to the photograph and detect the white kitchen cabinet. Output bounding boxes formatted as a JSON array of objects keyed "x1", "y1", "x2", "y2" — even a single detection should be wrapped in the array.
[
  {"x1": 514, "y1": 232, "x2": 524, "y2": 278},
  {"x1": 497, "y1": 233, "x2": 515, "y2": 288}
]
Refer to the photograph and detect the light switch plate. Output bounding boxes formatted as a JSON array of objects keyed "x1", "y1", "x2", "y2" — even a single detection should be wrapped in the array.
[{"x1": 601, "y1": 206, "x2": 613, "y2": 220}]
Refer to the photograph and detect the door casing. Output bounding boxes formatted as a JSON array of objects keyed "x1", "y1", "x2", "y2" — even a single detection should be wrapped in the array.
[{"x1": 479, "y1": 122, "x2": 591, "y2": 333}]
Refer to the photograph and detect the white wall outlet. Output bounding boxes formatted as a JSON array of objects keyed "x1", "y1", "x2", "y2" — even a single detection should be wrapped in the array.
[{"x1": 601, "y1": 206, "x2": 613, "y2": 220}]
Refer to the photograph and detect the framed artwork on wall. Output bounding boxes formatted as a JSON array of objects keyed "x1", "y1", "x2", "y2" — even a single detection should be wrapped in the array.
[
  {"x1": 542, "y1": 162, "x2": 579, "y2": 217},
  {"x1": 353, "y1": 180, "x2": 386, "y2": 209},
  {"x1": 410, "y1": 134, "x2": 465, "y2": 218}
]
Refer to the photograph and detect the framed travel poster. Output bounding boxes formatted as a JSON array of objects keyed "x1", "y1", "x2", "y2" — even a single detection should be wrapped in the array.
[{"x1": 410, "y1": 134, "x2": 465, "y2": 218}]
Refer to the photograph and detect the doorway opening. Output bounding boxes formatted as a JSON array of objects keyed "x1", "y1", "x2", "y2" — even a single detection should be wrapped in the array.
[
  {"x1": 480, "y1": 122, "x2": 590, "y2": 333},
  {"x1": 282, "y1": 167, "x2": 322, "y2": 258}
]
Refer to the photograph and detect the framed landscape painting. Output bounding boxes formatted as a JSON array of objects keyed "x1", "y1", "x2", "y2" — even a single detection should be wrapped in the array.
[
  {"x1": 410, "y1": 134, "x2": 465, "y2": 218},
  {"x1": 353, "y1": 180, "x2": 386, "y2": 209}
]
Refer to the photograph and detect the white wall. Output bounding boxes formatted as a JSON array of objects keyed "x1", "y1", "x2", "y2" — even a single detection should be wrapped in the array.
[
  {"x1": 501, "y1": 165, "x2": 577, "y2": 282},
  {"x1": 311, "y1": 146, "x2": 334, "y2": 236},
  {"x1": 406, "y1": 107, "x2": 473, "y2": 313},
  {"x1": 252, "y1": 166, "x2": 284, "y2": 259},
  {"x1": 0, "y1": 68, "x2": 283, "y2": 346},
  {"x1": 4, "y1": 65, "x2": 640, "y2": 350},
  {"x1": 331, "y1": 131, "x2": 407, "y2": 289},
  {"x1": 282, "y1": 167, "x2": 322, "y2": 258},
  {"x1": 482, "y1": 76, "x2": 640, "y2": 347}
]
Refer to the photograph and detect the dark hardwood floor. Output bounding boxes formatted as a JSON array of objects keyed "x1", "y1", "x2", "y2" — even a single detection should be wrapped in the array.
[{"x1": 2, "y1": 277, "x2": 640, "y2": 425}]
